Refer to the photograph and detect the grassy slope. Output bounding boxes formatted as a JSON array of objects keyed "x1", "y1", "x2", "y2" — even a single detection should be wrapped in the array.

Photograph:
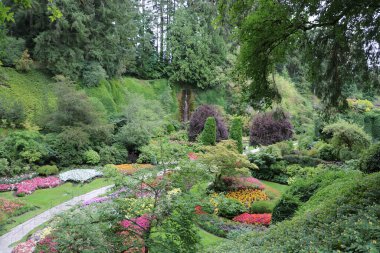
[{"x1": 0, "y1": 178, "x2": 111, "y2": 235}]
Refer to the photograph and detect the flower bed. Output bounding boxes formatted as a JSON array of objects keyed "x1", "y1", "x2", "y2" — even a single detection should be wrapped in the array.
[
  {"x1": 59, "y1": 169, "x2": 103, "y2": 182},
  {"x1": 12, "y1": 240, "x2": 36, "y2": 253},
  {"x1": 16, "y1": 177, "x2": 61, "y2": 196},
  {"x1": 116, "y1": 164, "x2": 154, "y2": 175},
  {"x1": 0, "y1": 173, "x2": 37, "y2": 184},
  {"x1": 233, "y1": 213, "x2": 272, "y2": 226},
  {"x1": 82, "y1": 196, "x2": 110, "y2": 206},
  {"x1": 0, "y1": 198, "x2": 23, "y2": 214},
  {"x1": 222, "y1": 177, "x2": 265, "y2": 190},
  {"x1": 226, "y1": 189, "x2": 269, "y2": 206},
  {"x1": 0, "y1": 176, "x2": 61, "y2": 196}
]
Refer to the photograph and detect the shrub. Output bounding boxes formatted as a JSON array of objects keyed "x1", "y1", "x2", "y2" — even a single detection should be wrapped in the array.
[
  {"x1": 83, "y1": 150, "x2": 100, "y2": 165},
  {"x1": 0, "y1": 98, "x2": 26, "y2": 128},
  {"x1": 82, "y1": 62, "x2": 108, "y2": 87},
  {"x1": 250, "y1": 201, "x2": 276, "y2": 214},
  {"x1": 318, "y1": 143, "x2": 336, "y2": 161},
  {"x1": 217, "y1": 196, "x2": 247, "y2": 219},
  {"x1": 282, "y1": 155, "x2": 323, "y2": 167},
  {"x1": 271, "y1": 194, "x2": 300, "y2": 222},
  {"x1": 201, "y1": 117, "x2": 216, "y2": 145},
  {"x1": 98, "y1": 145, "x2": 128, "y2": 165},
  {"x1": 250, "y1": 110, "x2": 293, "y2": 146},
  {"x1": 359, "y1": 143, "x2": 380, "y2": 173},
  {"x1": 323, "y1": 121, "x2": 371, "y2": 160},
  {"x1": 15, "y1": 49, "x2": 33, "y2": 72},
  {"x1": 37, "y1": 165, "x2": 59, "y2": 176},
  {"x1": 0, "y1": 35, "x2": 25, "y2": 66},
  {"x1": 189, "y1": 105, "x2": 228, "y2": 142},
  {"x1": 230, "y1": 117, "x2": 243, "y2": 153}
]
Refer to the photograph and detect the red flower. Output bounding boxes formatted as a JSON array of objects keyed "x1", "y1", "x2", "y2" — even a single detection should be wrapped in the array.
[
  {"x1": 194, "y1": 205, "x2": 206, "y2": 215},
  {"x1": 233, "y1": 213, "x2": 272, "y2": 226},
  {"x1": 188, "y1": 152, "x2": 198, "y2": 161}
]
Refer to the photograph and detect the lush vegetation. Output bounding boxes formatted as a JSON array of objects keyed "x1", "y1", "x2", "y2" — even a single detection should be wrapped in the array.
[{"x1": 0, "y1": 0, "x2": 379, "y2": 252}]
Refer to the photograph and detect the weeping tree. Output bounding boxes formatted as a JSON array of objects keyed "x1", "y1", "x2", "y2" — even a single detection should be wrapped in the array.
[{"x1": 218, "y1": 0, "x2": 380, "y2": 110}]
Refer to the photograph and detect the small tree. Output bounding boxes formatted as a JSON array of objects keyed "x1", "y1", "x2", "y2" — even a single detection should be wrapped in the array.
[
  {"x1": 250, "y1": 110, "x2": 293, "y2": 146},
  {"x1": 201, "y1": 117, "x2": 216, "y2": 145},
  {"x1": 189, "y1": 105, "x2": 228, "y2": 142},
  {"x1": 15, "y1": 49, "x2": 33, "y2": 72},
  {"x1": 230, "y1": 117, "x2": 243, "y2": 153}
]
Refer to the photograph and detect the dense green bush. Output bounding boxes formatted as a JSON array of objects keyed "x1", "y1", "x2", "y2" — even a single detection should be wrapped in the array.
[
  {"x1": 230, "y1": 117, "x2": 243, "y2": 153},
  {"x1": 248, "y1": 153, "x2": 288, "y2": 183},
  {"x1": 317, "y1": 143, "x2": 336, "y2": 161},
  {"x1": 201, "y1": 117, "x2": 217, "y2": 145},
  {"x1": 81, "y1": 62, "x2": 108, "y2": 87},
  {"x1": 83, "y1": 150, "x2": 100, "y2": 165},
  {"x1": 0, "y1": 98, "x2": 26, "y2": 128},
  {"x1": 364, "y1": 110, "x2": 380, "y2": 141},
  {"x1": 282, "y1": 155, "x2": 323, "y2": 167},
  {"x1": 216, "y1": 195, "x2": 247, "y2": 219},
  {"x1": 37, "y1": 165, "x2": 59, "y2": 176},
  {"x1": 250, "y1": 201, "x2": 275, "y2": 214},
  {"x1": 323, "y1": 121, "x2": 371, "y2": 160},
  {"x1": 272, "y1": 194, "x2": 300, "y2": 222},
  {"x1": 0, "y1": 35, "x2": 25, "y2": 66},
  {"x1": 359, "y1": 143, "x2": 380, "y2": 173},
  {"x1": 98, "y1": 145, "x2": 128, "y2": 165}
]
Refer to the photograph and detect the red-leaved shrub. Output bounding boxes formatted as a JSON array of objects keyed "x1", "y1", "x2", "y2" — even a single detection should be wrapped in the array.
[
  {"x1": 250, "y1": 111, "x2": 293, "y2": 146},
  {"x1": 188, "y1": 105, "x2": 228, "y2": 142}
]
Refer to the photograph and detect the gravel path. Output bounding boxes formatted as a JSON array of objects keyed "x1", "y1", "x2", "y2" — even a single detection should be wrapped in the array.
[{"x1": 0, "y1": 185, "x2": 114, "y2": 253}]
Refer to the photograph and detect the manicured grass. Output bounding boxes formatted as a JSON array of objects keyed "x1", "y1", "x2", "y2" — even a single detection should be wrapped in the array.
[
  {"x1": 261, "y1": 180, "x2": 289, "y2": 195},
  {"x1": 0, "y1": 178, "x2": 111, "y2": 235},
  {"x1": 198, "y1": 227, "x2": 227, "y2": 250}
]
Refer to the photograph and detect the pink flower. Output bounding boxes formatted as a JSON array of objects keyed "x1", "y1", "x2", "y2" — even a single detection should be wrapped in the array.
[
  {"x1": 0, "y1": 184, "x2": 14, "y2": 192},
  {"x1": 121, "y1": 214, "x2": 151, "y2": 234},
  {"x1": 223, "y1": 177, "x2": 265, "y2": 190},
  {"x1": 12, "y1": 239, "x2": 36, "y2": 253},
  {"x1": 233, "y1": 213, "x2": 272, "y2": 226},
  {"x1": 15, "y1": 177, "x2": 61, "y2": 196},
  {"x1": 188, "y1": 152, "x2": 198, "y2": 161}
]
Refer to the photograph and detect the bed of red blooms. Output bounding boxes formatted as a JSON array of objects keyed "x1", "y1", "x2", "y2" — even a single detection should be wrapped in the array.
[{"x1": 232, "y1": 213, "x2": 272, "y2": 226}]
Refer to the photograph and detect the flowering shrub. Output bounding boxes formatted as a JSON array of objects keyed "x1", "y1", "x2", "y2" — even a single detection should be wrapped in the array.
[
  {"x1": 0, "y1": 198, "x2": 23, "y2": 214},
  {"x1": 115, "y1": 164, "x2": 154, "y2": 175},
  {"x1": 12, "y1": 239, "x2": 36, "y2": 253},
  {"x1": 59, "y1": 169, "x2": 102, "y2": 182},
  {"x1": 195, "y1": 205, "x2": 207, "y2": 215},
  {"x1": 347, "y1": 98, "x2": 374, "y2": 112},
  {"x1": 226, "y1": 189, "x2": 269, "y2": 206},
  {"x1": 232, "y1": 213, "x2": 272, "y2": 226},
  {"x1": 120, "y1": 214, "x2": 151, "y2": 234},
  {"x1": 16, "y1": 177, "x2": 61, "y2": 196},
  {"x1": 222, "y1": 177, "x2": 265, "y2": 190},
  {"x1": 0, "y1": 183, "x2": 14, "y2": 192}
]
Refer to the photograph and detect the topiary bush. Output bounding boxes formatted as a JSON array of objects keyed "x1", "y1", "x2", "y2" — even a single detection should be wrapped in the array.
[
  {"x1": 189, "y1": 105, "x2": 228, "y2": 142},
  {"x1": 83, "y1": 150, "x2": 100, "y2": 165},
  {"x1": 37, "y1": 165, "x2": 59, "y2": 176},
  {"x1": 359, "y1": 143, "x2": 380, "y2": 173},
  {"x1": 201, "y1": 117, "x2": 216, "y2": 145},
  {"x1": 230, "y1": 117, "x2": 243, "y2": 153},
  {"x1": 250, "y1": 110, "x2": 293, "y2": 146}
]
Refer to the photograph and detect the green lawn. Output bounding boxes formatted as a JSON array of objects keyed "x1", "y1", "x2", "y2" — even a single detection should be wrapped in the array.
[
  {"x1": 261, "y1": 180, "x2": 289, "y2": 194},
  {"x1": 0, "y1": 178, "x2": 111, "y2": 235},
  {"x1": 198, "y1": 227, "x2": 227, "y2": 250}
]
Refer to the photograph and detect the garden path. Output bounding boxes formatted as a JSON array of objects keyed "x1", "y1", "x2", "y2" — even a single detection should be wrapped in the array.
[{"x1": 0, "y1": 185, "x2": 114, "y2": 253}]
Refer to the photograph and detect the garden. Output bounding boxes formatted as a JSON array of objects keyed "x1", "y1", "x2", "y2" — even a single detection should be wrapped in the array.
[{"x1": 0, "y1": 0, "x2": 379, "y2": 252}]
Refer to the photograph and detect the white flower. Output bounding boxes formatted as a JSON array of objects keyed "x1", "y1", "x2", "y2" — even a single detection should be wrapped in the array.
[{"x1": 59, "y1": 169, "x2": 103, "y2": 182}]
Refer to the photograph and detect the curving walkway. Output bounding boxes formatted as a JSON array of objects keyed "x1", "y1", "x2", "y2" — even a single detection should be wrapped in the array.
[{"x1": 0, "y1": 185, "x2": 114, "y2": 253}]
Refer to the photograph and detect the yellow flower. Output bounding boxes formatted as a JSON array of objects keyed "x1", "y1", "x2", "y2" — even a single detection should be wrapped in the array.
[{"x1": 226, "y1": 189, "x2": 269, "y2": 206}]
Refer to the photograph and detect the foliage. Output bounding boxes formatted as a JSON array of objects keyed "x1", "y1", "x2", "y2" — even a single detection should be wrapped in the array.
[
  {"x1": 115, "y1": 93, "x2": 165, "y2": 151},
  {"x1": 170, "y1": 161, "x2": 212, "y2": 192},
  {"x1": 219, "y1": 0, "x2": 380, "y2": 109},
  {"x1": 15, "y1": 49, "x2": 33, "y2": 72},
  {"x1": 222, "y1": 177, "x2": 265, "y2": 191},
  {"x1": 282, "y1": 155, "x2": 324, "y2": 167},
  {"x1": 347, "y1": 98, "x2": 374, "y2": 113},
  {"x1": 364, "y1": 110, "x2": 380, "y2": 141},
  {"x1": 0, "y1": 35, "x2": 25, "y2": 66},
  {"x1": 167, "y1": 5, "x2": 227, "y2": 88},
  {"x1": 323, "y1": 121, "x2": 371, "y2": 160},
  {"x1": 83, "y1": 150, "x2": 100, "y2": 165},
  {"x1": 230, "y1": 117, "x2": 243, "y2": 153},
  {"x1": 189, "y1": 105, "x2": 228, "y2": 142},
  {"x1": 0, "y1": 97, "x2": 26, "y2": 128},
  {"x1": 34, "y1": 0, "x2": 138, "y2": 85},
  {"x1": 58, "y1": 169, "x2": 102, "y2": 183},
  {"x1": 199, "y1": 140, "x2": 256, "y2": 191},
  {"x1": 37, "y1": 165, "x2": 59, "y2": 176},
  {"x1": 98, "y1": 145, "x2": 128, "y2": 165},
  {"x1": 359, "y1": 143, "x2": 380, "y2": 173},
  {"x1": 317, "y1": 143, "x2": 336, "y2": 161},
  {"x1": 250, "y1": 110, "x2": 293, "y2": 146},
  {"x1": 250, "y1": 201, "x2": 275, "y2": 214},
  {"x1": 213, "y1": 194, "x2": 248, "y2": 219},
  {"x1": 201, "y1": 117, "x2": 217, "y2": 145}
]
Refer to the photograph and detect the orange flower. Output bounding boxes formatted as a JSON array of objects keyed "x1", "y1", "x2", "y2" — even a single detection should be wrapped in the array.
[
  {"x1": 226, "y1": 189, "x2": 269, "y2": 206},
  {"x1": 115, "y1": 164, "x2": 154, "y2": 175}
]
